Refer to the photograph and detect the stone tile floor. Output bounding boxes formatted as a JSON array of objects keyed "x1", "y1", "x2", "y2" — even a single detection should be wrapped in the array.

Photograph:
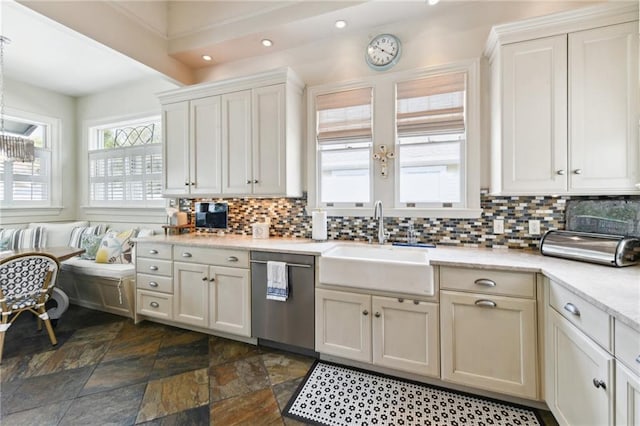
[{"x1": 0, "y1": 305, "x2": 558, "y2": 426}]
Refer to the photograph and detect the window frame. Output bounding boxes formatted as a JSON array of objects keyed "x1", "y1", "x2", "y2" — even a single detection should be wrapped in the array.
[
  {"x1": 86, "y1": 115, "x2": 164, "y2": 209},
  {"x1": 0, "y1": 109, "x2": 61, "y2": 211},
  {"x1": 307, "y1": 59, "x2": 481, "y2": 218}
]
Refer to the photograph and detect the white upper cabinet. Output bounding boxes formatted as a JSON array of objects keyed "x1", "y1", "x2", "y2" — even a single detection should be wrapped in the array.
[
  {"x1": 568, "y1": 22, "x2": 639, "y2": 192},
  {"x1": 159, "y1": 68, "x2": 303, "y2": 198},
  {"x1": 487, "y1": 3, "x2": 639, "y2": 195}
]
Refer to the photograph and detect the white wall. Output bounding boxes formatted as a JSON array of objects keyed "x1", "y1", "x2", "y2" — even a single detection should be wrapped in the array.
[
  {"x1": 75, "y1": 76, "x2": 179, "y2": 228},
  {"x1": 0, "y1": 78, "x2": 77, "y2": 226}
]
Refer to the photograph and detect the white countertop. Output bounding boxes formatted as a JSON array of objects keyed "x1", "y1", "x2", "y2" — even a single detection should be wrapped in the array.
[{"x1": 136, "y1": 234, "x2": 640, "y2": 331}]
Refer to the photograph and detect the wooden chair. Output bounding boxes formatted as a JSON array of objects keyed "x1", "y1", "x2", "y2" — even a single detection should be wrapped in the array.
[{"x1": 0, "y1": 253, "x2": 60, "y2": 363}]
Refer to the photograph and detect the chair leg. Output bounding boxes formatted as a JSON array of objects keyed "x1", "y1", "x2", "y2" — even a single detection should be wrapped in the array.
[
  {"x1": 37, "y1": 307, "x2": 57, "y2": 346},
  {"x1": 0, "y1": 316, "x2": 8, "y2": 364}
]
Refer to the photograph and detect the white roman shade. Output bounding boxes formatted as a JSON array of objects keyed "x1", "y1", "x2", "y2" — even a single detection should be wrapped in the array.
[
  {"x1": 396, "y1": 73, "x2": 466, "y2": 137},
  {"x1": 316, "y1": 87, "x2": 373, "y2": 144}
]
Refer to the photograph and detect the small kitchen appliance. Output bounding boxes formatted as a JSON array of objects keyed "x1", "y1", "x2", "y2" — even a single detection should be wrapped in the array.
[{"x1": 540, "y1": 230, "x2": 640, "y2": 267}]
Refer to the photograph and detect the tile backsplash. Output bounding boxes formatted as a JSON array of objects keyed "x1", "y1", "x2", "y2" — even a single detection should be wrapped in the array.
[{"x1": 181, "y1": 192, "x2": 640, "y2": 250}]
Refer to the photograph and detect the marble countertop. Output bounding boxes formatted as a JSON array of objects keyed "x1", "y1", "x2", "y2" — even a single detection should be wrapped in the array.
[{"x1": 136, "y1": 234, "x2": 640, "y2": 331}]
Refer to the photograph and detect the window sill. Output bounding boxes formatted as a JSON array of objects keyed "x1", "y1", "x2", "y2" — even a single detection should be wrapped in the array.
[
  {"x1": 318, "y1": 207, "x2": 483, "y2": 219},
  {"x1": 0, "y1": 206, "x2": 64, "y2": 217},
  {"x1": 80, "y1": 206, "x2": 168, "y2": 217}
]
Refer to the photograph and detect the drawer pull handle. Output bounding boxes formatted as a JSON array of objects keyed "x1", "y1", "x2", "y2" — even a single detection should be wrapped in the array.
[
  {"x1": 475, "y1": 299, "x2": 497, "y2": 308},
  {"x1": 209, "y1": 277, "x2": 215, "y2": 282},
  {"x1": 149, "y1": 281, "x2": 158, "y2": 288},
  {"x1": 398, "y1": 298, "x2": 404, "y2": 303},
  {"x1": 182, "y1": 252, "x2": 192, "y2": 258},
  {"x1": 149, "y1": 249, "x2": 158, "y2": 255},
  {"x1": 201, "y1": 276, "x2": 208, "y2": 281},
  {"x1": 474, "y1": 279, "x2": 496, "y2": 287},
  {"x1": 227, "y1": 256, "x2": 239, "y2": 262},
  {"x1": 635, "y1": 355, "x2": 640, "y2": 364},
  {"x1": 149, "y1": 266, "x2": 158, "y2": 271},
  {"x1": 413, "y1": 300, "x2": 419, "y2": 305},
  {"x1": 374, "y1": 312, "x2": 381, "y2": 318},
  {"x1": 150, "y1": 302, "x2": 159, "y2": 308},
  {"x1": 592, "y1": 379, "x2": 606, "y2": 390},
  {"x1": 363, "y1": 310, "x2": 369, "y2": 316},
  {"x1": 563, "y1": 303, "x2": 581, "y2": 316}
]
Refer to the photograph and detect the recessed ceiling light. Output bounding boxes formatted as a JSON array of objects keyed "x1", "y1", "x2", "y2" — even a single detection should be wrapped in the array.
[
  {"x1": 261, "y1": 39, "x2": 273, "y2": 47},
  {"x1": 202, "y1": 55, "x2": 212, "y2": 61},
  {"x1": 427, "y1": 0, "x2": 440, "y2": 5},
  {"x1": 335, "y1": 20, "x2": 347, "y2": 29}
]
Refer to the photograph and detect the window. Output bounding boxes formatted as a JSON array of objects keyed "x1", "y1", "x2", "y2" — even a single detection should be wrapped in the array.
[
  {"x1": 88, "y1": 117, "x2": 163, "y2": 207},
  {"x1": 0, "y1": 118, "x2": 51, "y2": 206},
  {"x1": 316, "y1": 87, "x2": 373, "y2": 206},
  {"x1": 396, "y1": 72, "x2": 466, "y2": 207}
]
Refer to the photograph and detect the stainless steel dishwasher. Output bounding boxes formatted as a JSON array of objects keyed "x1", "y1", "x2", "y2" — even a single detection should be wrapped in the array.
[{"x1": 250, "y1": 251, "x2": 316, "y2": 355}]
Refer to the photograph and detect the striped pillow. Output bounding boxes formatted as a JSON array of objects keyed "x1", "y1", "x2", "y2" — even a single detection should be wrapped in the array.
[
  {"x1": 69, "y1": 225, "x2": 108, "y2": 248},
  {"x1": 0, "y1": 227, "x2": 47, "y2": 249}
]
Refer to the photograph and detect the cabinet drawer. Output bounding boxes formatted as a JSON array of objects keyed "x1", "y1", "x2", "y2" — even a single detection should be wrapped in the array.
[
  {"x1": 173, "y1": 245, "x2": 249, "y2": 268},
  {"x1": 615, "y1": 320, "x2": 640, "y2": 376},
  {"x1": 136, "y1": 274, "x2": 173, "y2": 294},
  {"x1": 136, "y1": 243, "x2": 172, "y2": 260},
  {"x1": 549, "y1": 282, "x2": 612, "y2": 352},
  {"x1": 137, "y1": 258, "x2": 173, "y2": 277},
  {"x1": 440, "y1": 267, "x2": 535, "y2": 298},
  {"x1": 137, "y1": 290, "x2": 173, "y2": 319}
]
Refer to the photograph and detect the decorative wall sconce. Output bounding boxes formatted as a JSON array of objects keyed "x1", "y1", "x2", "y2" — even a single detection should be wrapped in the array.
[{"x1": 373, "y1": 144, "x2": 395, "y2": 178}]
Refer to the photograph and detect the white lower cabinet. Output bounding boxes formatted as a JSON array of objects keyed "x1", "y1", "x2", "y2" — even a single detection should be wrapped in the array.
[
  {"x1": 616, "y1": 361, "x2": 640, "y2": 426},
  {"x1": 209, "y1": 266, "x2": 251, "y2": 337},
  {"x1": 315, "y1": 288, "x2": 439, "y2": 377},
  {"x1": 546, "y1": 308, "x2": 614, "y2": 426},
  {"x1": 440, "y1": 290, "x2": 538, "y2": 399},
  {"x1": 173, "y1": 262, "x2": 209, "y2": 328}
]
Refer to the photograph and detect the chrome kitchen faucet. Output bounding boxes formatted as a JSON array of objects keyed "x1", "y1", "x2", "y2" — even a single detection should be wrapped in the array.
[{"x1": 373, "y1": 200, "x2": 389, "y2": 245}]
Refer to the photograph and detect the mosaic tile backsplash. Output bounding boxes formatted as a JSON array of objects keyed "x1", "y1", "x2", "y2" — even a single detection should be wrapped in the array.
[{"x1": 180, "y1": 193, "x2": 640, "y2": 250}]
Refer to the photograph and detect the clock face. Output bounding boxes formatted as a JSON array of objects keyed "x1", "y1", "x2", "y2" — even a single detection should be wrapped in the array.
[{"x1": 366, "y1": 34, "x2": 401, "y2": 71}]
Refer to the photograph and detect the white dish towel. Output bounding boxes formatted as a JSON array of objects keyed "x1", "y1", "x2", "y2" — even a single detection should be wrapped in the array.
[{"x1": 266, "y1": 261, "x2": 288, "y2": 301}]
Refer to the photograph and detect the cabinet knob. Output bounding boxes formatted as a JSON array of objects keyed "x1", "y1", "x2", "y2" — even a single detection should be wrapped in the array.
[
  {"x1": 246, "y1": 180, "x2": 251, "y2": 184},
  {"x1": 362, "y1": 310, "x2": 369, "y2": 316},
  {"x1": 474, "y1": 278, "x2": 496, "y2": 287},
  {"x1": 227, "y1": 256, "x2": 238, "y2": 262},
  {"x1": 182, "y1": 252, "x2": 192, "y2": 258},
  {"x1": 573, "y1": 169, "x2": 583, "y2": 175},
  {"x1": 556, "y1": 170, "x2": 566, "y2": 175},
  {"x1": 475, "y1": 299, "x2": 497, "y2": 308},
  {"x1": 184, "y1": 182, "x2": 190, "y2": 186},
  {"x1": 191, "y1": 182, "x2": 196, "y2": 186},
  {"x1": 592, "y1": 379, "x2": 606, "y2": 390},
  {"x1": 563, "y1": 303, "x2": 581, "y2": 317},
  {"x1": 149, "y1": 266, "x2": 158, "y2": 271},
  {"x1": 150, "y1": 302, "x2": 159, "y2": 308},
  {"x1": 374, "y1": 312, "x2": 381, "y2": 318},
  {"x1": 201, "y1": 276, "x2": 208, "y2": 281},
  {"x1": 149, "y1": 249, "x2": 158, "y2": 255},
  {"x1": 253, "y1": 179, "x2": 259, "y2": 184},
  {"x1": 149, "y1": 281, "x2": 158, "y2": 288},
  {"x1": 209, "y1": 277, "x2": 215, "y2": 282}
]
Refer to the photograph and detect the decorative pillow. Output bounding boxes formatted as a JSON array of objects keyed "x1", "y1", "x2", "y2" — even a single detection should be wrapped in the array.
[
  {"x1": 0, "y1": 237, "x2": 10, "y2": 250},
  {"x1": 29, "y1": 221, "x2": 89, "y2": 247},
  {"x1": 69, "y1": 224, "x2": 108, "y2": 248},
  {"x1": 95, "y1": 229, "x2": 135, "y2": 264},
  {"x1": 0, "y1": 227, "x2": 47, "y2": 249},
  {"x1": 79, "y1": 234, "x2": 104, "y2": 260}
]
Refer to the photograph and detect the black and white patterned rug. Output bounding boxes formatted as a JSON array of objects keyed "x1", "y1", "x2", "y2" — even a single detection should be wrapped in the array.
[{"x1": 284, "y1": 361, "x2": 543, "y2": 426}]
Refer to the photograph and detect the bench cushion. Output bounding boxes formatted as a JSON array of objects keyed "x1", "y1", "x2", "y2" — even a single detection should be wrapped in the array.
[
  {"x1": 29, "y1": 221, "x2": 89, "y2": 247},
  {"x1": 61, "y1": 257, "x2": 135, "y2": 279}
]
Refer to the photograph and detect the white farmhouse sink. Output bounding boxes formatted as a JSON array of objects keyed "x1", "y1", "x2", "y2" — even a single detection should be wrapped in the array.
[{"x1": 318, "y1": 244, "x2": 435, "y2": 296}]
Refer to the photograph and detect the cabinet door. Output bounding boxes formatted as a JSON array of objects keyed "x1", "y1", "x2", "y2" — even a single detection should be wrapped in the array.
[
  {"x1": 221, "y1": 90, "x2": 252, "y2": 195},
  {"x1": 315, "y1": 289, "x2": 371, "y2": 363},
  {"x1": 372, "y1": 296, "x2": 439, "y2": 377},
  {"x1": 252, "y1": 84, "x2": 286, "y2": 195},
  {"x1": 209, "y1": 266, "x2": 251, "y2": 337},
  {"x1": 569, "y1": 21, "x2": 639, "y2": 192},
  {"x1": 500, "y1": 35, "x2": 568, "y2": 194},
  {"x1": 546, "y1": 309, "x2": 614, "y2": 426},
  {"x1": 440, "y1": 291, "x2": 538, "y2": 399},
  {"x1": 173, "y1": 262, "x2": 209, "y2": 327},
  {"x1": 190, "y1": 96, "x2": 222, "y2": 195},
  {"x1": 162, "y1": 101, "x2": 190, "y2": 196},
  {"x1": 616, "y1": 361, "x2": 640, "y2": 426}
]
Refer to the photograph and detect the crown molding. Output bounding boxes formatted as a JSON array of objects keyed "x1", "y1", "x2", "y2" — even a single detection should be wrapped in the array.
[{"x1": 484, "y1": 2, "x2": 639, "y2": 60}]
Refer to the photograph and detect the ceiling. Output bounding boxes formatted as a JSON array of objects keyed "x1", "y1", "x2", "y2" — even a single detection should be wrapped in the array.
[{"x1": 2, "y1": 0, "x2": 605, "y2": 97}]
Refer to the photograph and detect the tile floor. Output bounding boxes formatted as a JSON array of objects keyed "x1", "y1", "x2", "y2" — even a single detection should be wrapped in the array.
[{"x1": 0, "y1": 305, "x2": 558, "y2": 426}]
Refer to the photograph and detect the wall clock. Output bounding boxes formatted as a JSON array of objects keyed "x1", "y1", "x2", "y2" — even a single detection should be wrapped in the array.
[{"x1": 365, "y1": 33, "x2": 402, "y2": 71}]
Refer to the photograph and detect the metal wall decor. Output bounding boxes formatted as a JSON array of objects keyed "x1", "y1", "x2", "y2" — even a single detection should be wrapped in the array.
[{"x1": 373, "y1": 144, "x2": 395, "y2": 177}]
